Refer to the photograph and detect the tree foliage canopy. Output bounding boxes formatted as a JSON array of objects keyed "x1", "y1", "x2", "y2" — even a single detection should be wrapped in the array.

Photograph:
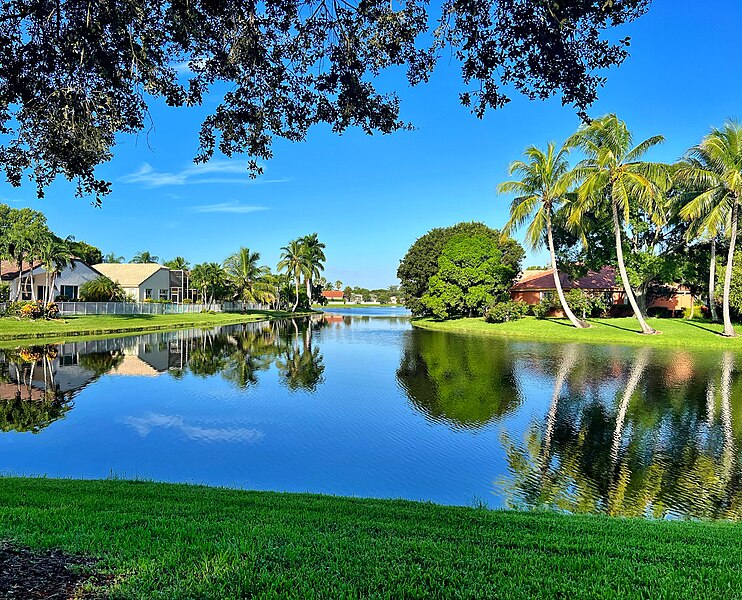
[
  {"x1": 398, "y1": 221, "x2": 523, "y2": 316},
  {"x1": 0, "y1": 0, "x2": 651, "y2": 202},
  {"x1": 421, "y1": 234, "x2": 513, "y2": 319}
]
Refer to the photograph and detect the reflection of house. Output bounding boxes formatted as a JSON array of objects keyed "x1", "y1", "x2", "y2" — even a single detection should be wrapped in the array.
[
  {"x1": 108, "y1": 354, "x2": 163, "y2": 377},
  {"x1": 510, "y1": 267, "x2": 693, "y2": 315},
  {"x1": 93, "y1": 263, "x2": 171, "y2": 302},
  {"x1": 2, "y1": 258, "x2": 100, "y2": 301},
  {"x1": 321, "y1": 290, "x2": 344, "y2": 302}
]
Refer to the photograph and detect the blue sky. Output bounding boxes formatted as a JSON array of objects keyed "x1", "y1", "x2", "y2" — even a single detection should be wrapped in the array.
[{"x1": 2, "y1": 0, "x2": 740, "y2": 288}]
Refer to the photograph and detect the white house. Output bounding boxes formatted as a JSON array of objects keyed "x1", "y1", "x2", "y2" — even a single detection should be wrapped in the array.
[
  {"x1": 93, "y1": 263, "x2": 171, "y2": 302},
  {"x1": 9, "y1": 259, "x2": 101, "y2": 301}
]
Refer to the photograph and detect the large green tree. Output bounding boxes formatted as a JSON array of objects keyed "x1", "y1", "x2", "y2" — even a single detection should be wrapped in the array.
[
  {"x1": 0, "y1": 0, "x2": 651, "y2": 202},
  {"x1": 420, "y1": 234, "x2": 512, "y2": 319},
  {"x1": 500, "y1": 142, "x2": 587, "y2": 328},
  {"x1": 567, "y1": 114, "x2": 669, "y2": 335},
  {"x1": 398, "y1": 222, "x2": 523, "y2": 316}
]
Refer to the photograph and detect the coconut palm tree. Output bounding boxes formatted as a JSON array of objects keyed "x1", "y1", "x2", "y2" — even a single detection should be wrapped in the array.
[
  {"x1": 278, "y1": 239, "x2": 310, "y2": 312},
  {"x1": 676, "y1": 121, "x2": 742, "y2": 337},
  {"x1": 38, "y1": 237, "x2": 72, "y2": 305},
  {"x1": 132, "y1": 250, "x2": 159, "y2": 264},
  {"x1": 164, "y1": 256, "x2": 190, "y2": 270},
  {"x1": 301, "y1": 233, "x2": 326, "y2": 301},
  {"x1": 190, "y1": 262, "x2": 228, "y2": 308},
  {"x1": 567, "y1": 114, "x2": 669, "y2": 335},
  {"x1": 103, "y1": 252, "x2": 125, "y2": 264},
  {"x1": 223, "y1": 247, "x2": 275, "y2": 306},
  {"x1": 500, "y1": 143, "x2": 588, "y2": 329}
]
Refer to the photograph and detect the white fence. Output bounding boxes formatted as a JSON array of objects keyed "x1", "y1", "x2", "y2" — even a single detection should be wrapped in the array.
[{"x1": 0, "y1": 301, "x2": 261, "y2": 316}]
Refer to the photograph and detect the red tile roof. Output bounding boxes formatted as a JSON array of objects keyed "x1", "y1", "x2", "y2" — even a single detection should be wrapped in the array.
[
  {"x1": 321, "y1": 290, "x2": 344, "y2": 299},
  {"x1": 511, "y1": 269, "x2": 573, "y2": 291},
  {"x1": 511, "y1": 266, "x2": 622, "y2": 292},
  {"x1": 0, "y1": 259, "x2": 40, "y2": 280}
]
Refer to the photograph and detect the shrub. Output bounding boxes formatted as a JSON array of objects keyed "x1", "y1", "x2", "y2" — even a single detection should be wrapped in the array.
[
  {"x1": 0, "y1": 282, "x2": 9, "y2": 302},
  {"x1": 80, "y1": 276, "x2": 125, "y2": 302},
  {"x1": 531, "y1": 297, "x2": 553, "y2": 319},
  {"x1": 648, "y1": 306, "x2": 673, "y2": 318},
  {"x1": 182, "y1": 298, "x2": 194, "y2": 304},
  {"x1": 484, "y1": 300, "x2": 529, "y2": 323},
  {"x1": 7, "y1": 301, "x2": 58, "y2": 320}
]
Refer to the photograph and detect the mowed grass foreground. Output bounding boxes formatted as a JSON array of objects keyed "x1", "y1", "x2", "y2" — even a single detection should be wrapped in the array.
[
  {"x1": 0, "y1": 310, "x2": 312, "y2": 341},
  {"x1": 413, "y1": 316, "x2": 742, "y2": 349},
  {"x1": 0, "y1": 478, "x2": 741, "y2": 599}
]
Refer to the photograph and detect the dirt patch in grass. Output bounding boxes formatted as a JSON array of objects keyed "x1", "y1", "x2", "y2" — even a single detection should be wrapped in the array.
[{"x1": 0, "y1": 541, "x2": 109, "y2": 598}]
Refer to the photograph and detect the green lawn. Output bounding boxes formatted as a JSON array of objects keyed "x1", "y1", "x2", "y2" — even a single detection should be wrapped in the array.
[
  {"x1": 413, "y1": 315, "x2": 742, "y2": 349},
  {"x1": 0, "y1": 478, "x2": 740, "y2": 599},
  {"x1": 0, "y1": 310, "x2": 314, "y2": 342}
]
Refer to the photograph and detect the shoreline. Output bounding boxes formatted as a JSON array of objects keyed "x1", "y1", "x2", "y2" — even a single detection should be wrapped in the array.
[
  {"x1": 0, "y1": 310, "x2": 317, "y2": 343},
  {"x1": 411, "y1": 315, "x2": 742, "y2": 350},
  {"x1": 0, "y1": 477, "x2": 739, "y2": 598}
]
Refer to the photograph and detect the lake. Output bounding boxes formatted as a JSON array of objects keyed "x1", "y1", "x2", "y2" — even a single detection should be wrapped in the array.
[{"x1": 1, "y1": 309, "x2": 740, "y2": 520}]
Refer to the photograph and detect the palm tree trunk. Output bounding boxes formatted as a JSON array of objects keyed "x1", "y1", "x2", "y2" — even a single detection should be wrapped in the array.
[
  {"x1": 709, "y1": 239, "x2": 718, "y2": 322},
  {"x1": 546, "y1": 213, "x2": 587, "y2": 328},
  {"x1": 305, "y1": 278, "x2": 312, "y2": 303},
  {"x1": 722, "y1": 201, "x2": 738, "y2": 337},
  {"x1": 293, "y1": 277, "x2": 299, "y2": 312},
  {"x1": 612, "y1": 202, "x2": 656, "y2": 334}
]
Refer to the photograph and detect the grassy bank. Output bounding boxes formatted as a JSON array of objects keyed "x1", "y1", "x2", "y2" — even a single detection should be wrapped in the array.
[
  {"x1": 0, "y1": 310, "x2": 314, "y2": 342},
  {"x1": 0, "y1": 478, "x2": 740, "y2": 599},
  {"x1": 412, "y1": 316, "x2": 742, "y2": 349}
]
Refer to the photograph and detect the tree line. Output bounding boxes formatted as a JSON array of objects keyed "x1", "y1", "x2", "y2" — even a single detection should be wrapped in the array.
[
  {"x1": 501, "y1": 114, "x2": 742, "y2": 337},
  {"x1": 82, "y1": 234, "x2": 328, "y2": 311}
]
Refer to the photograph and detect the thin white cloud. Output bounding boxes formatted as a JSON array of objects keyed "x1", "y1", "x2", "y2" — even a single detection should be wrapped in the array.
[
  {"x1": 120, "y1": 161, "x2": 289, "y2": 188},
  {"x1": 192, "y1": 201, "x2": 268, "y2": 214}
]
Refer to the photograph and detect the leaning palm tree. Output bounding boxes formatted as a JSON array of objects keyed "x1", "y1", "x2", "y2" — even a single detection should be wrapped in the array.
[
  {"x1": 676, "y1": 121, "x2": 742, "y2": 337},
  {"x1": 567, "y1": 114, "x2": 669, "y2": 335},
  {"x1": 132, "y1": 250, "x2": 159, "y2": 264},
  {"x1": 301, "y1": 233, "x2": 326, "y2": 301},
  {"x1": 500, "y1": 143, "x2": 588, "y2": 329},
  {"x1": 278, "y1": 239, "x2": 310, "y2": 312},
  {"x1": 223, "y1": 247, "x2": 274, "y2": 306}
]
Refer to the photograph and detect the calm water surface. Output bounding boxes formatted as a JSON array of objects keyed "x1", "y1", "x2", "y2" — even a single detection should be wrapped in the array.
[{"x1": 1, "y1": 309, "x2": 740, "y2": 520}]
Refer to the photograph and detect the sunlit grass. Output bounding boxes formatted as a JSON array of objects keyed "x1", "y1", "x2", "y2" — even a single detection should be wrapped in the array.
[
  {"x1": 413, "y1": 316, "x2": 742, "y2": 349},
  {"x1": 0, "y1": 310, "x2": 315, "y2": 341},
  {"x1": 0, "y1": 478, "x2": 739, "y2": 598}
]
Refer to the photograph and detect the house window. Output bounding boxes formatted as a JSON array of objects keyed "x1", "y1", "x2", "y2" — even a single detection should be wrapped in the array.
[
  {"x1": 159, "y1": 289, "x2": 169, "y2": 301},
  {"x1": 145, "y1": 288, "x2": 153, "y2": 300},
  {"x1": 37, "y1": 285, "x2": 47, "y2": 300},
  {"x1": 60, "y1": 285, "x2": 78, "y2": 300}
]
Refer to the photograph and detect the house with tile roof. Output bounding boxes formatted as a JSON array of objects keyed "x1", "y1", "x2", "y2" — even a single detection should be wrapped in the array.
[
  {"x1": 510, "y1": 266, "x2": 693, "y2": 316},
  {"x1": 2, "y1": 258, "x2": 101, "y2": 301},
  {"x1": 93, "y1": 263, "x2": 171, "y2": 302}
]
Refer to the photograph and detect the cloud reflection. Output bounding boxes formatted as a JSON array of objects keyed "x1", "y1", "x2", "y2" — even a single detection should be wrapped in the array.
[{"x1": 123, "y1": 412, "x2": 265, "y2": 443}]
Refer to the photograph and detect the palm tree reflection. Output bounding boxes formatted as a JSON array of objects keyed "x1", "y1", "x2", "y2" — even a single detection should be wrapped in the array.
[{"x1": 500, "y1": 347, "x2": 742, "y2": 520}]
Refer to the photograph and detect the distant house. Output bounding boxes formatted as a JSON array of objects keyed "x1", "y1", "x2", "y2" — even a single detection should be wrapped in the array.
[
  {"x1": 93, "y1": 263, "x2": 171, "y2": 302},
  {"x1": 2, "y1": 258, "x2": 100, "y2": 301},
  {"x1": 321, "y1": 290, "x2": 345, "y2": 303},
  {"x1": 349, "y1": 293, "x2": 365, "y2": 304},
  {"x1": 510, "y1": 266, "x2": 693, "y2": 315}
]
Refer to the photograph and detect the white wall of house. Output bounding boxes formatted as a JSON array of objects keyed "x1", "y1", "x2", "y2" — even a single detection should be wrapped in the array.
[
  {"x1": 12, "y1": 261, "x2": 100, "y2": 301},
  {"x1": 134, "y1": 268, "x2": 171, "y2": 302}
]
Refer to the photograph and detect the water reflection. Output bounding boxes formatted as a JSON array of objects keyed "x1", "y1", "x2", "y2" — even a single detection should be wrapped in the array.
[
  {"x1": 2, "y1": 316, "x2": 742, "y2": 519},
  {"x1": 0, "y1": 318, "x2": 326, "y2": 433},
  {"x1": 396, "y1": 329, "x2": 522, "y2": 429},
  {"x1": 499, "y1": 346, "x2": 742, "y2": 521}
]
